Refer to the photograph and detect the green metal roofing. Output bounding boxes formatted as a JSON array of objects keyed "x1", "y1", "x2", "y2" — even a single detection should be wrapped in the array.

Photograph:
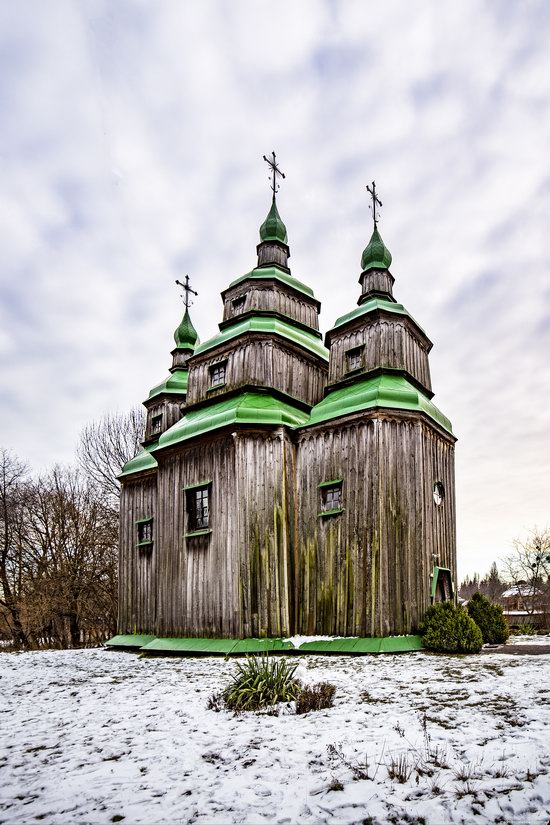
[
  {"x1": 259, "y1": 198, "x2": 288, "y2": 244},
  {"x1": 194, "y1": 315, "x2": 329, "y2": 360},
  {"x1": 361, "y1": 225, "x2": 392, "y2": 272},
  {"x1": 147, "y1": 369, "x2": 189, "y2": 401},
  {"x1": 104, "y1": 634, "x2": 423, "y2": 655},
  {"x1": 307, "y1": 374, "x2": 453, "y2": 434},
  {"x1": 174, "y1": 308, "x2": 199, "y2": 349},
  {"x1": 155, "y1": 392, "x2": 310, "y2": 451},
  {"x1": 330, "y1": 297, "x2": 426, "y2": 337},
  {"x1": 104, "y1": 634, "x2": 156, "y2": 648},
  {"x1": 119, "y1": 442, "x2": 159, "y2": 479},
  {"x1": 297, "y1": 635, "x2": 423, "y2": 654},
  {"x1": 227, "y1": 265, "x2": 315, "y2": 299}
]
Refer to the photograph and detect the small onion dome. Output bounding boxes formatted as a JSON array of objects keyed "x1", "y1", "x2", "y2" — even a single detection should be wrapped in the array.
[
  {"x1": 174, "y1": 308, "x2": 198, "y2": 349},
  {"x1": 259, "y1": 198, "x2": 288, "y2": 244},
  {"x1": 361, "y1": 225, "x2": 392, "y2": 272}
]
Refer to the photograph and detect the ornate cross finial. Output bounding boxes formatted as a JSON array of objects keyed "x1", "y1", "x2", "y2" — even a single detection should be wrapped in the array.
[
  {"x1": 175, "y1": 275, "x2": 198, "y2": 310},
  {"x1": 262, "y1": 151, "x2": 285, "y2": 200},
  {"x1": 366, "y1": 180, "x2": 383, "y2": 227}
]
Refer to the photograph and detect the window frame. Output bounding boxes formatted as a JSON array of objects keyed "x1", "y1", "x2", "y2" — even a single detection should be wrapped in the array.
[
  {"x1": 136, "y1": 517, "x2": 154, "y2": 549},
  {"x1": 232, "y1": 296, "x2": 246, "y2": 315},
  {"x1": 345, "y1": 345, "x2": 364, "y2": 374},
  {"x1": 151, "y1": 413, "x2": 163, "y2": 434},
  {"x1": 209, "y1": 361, "x2": 227, "y2": 388},
  {"x1": 184, "y1": 481, "x2": 212, "y2": 537},
  {"x1": 318, "y1": 479, "x2": 344, "y2": 517}
]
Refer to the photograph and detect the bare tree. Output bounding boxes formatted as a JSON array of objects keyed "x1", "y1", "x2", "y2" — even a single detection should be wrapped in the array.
[
  {"x1": 76, "y1": 407, "x2": 145, "y2": 503},
  {"x1": 0, "y1": 448, "x2": 32, "y2": 648},
  {"x1": 22, "y1": 466, "x2": 118, "y2": 647},
  {"x1": 502, "y1": 527, "x2": 550, "y2": 617}
]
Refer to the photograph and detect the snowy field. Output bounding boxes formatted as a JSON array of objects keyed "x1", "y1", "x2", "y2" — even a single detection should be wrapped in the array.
[{"x1": 1, "y1": 641, "x2": 550, "y2": 825}]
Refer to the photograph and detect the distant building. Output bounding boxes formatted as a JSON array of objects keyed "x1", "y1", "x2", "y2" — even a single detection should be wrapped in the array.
[
  {"x1": 500, "y1": 583, "x2": 549, "y2": 628},
  {"x1": 117, "y1": 167, "x2": 457, "y2": 641}
]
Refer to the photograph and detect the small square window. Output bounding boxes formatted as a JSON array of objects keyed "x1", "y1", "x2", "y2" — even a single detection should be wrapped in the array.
[
  {"x1": 232, "y1": 296, "x2": 246, "y2": 314},
  {"x1": 209, "y1": 362, "x2": 226, "y2": 387},
  {"x1": 346, "y1": 346, "x2": 363, "y2": 372},
  {"x1": 137, "y1": 518, "x2": 153, "y2": 546},
  {"x1": 187, "y1": 485, "x2": 210, "y2": 531},
  {"x1": 151, "y1": 414, "x2": 163, "y2": 434},
  {"x1": 320, "y1": 482, "x2": 343, "y2": 514}
]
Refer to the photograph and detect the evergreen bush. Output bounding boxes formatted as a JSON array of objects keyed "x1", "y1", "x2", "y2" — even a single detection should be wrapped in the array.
[
  {"x1": 467, "y1": 592, "x2": 510, "y2": 644},
  {"x1": 420, "y1": 601, "x2": 483, "y2": 653}
]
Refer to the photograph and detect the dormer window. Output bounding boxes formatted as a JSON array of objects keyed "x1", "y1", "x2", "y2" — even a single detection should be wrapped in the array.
[
  {"x1": 232, "y1": 296, "x2": 246, "y2": 315},
  {"x1": 151, "y1": 414, "x2": 163, "y2": 434},
  {"x1": 209, "y1": 362, "x2": 226, "y2": 387},
  {"x1": 346, "y1": 346, "x2": 364, "y2": 373}
]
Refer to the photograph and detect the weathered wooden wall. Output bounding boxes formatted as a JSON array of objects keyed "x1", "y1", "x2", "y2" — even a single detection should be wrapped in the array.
[
  {"x1": 327, "y1": 318, "x2": 432, "y2": 392},
  {"x1": 294, "y1": 412, "x2": 456, "y2": 636},
  {"x1": 144, "y1": 398, "x2": 186, "y2": 442},
  {"x1": 118, "y1": 474, "x2": 158, "y2": 634},
  {"x1": 222, "y1": 282, "x2": 320, "y2": 330},
  {"x1": 186, "y1": 336, "x2": 327, "y2": 408}
]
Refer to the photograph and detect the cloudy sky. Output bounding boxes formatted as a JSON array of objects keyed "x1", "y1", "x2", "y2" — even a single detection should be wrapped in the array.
[{"x1": 1, "y1": 0, "x2": 549, "y2": 579}]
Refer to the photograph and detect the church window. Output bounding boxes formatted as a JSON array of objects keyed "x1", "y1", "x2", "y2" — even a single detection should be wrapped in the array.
[
  {"x1": 151, "y1": 414, "x2": 163, "y2": 434},
  {"x1": 186, "y1": 483, "x2": 211, "y2": 532},
  {"x1": 346, "y1": 346, "x2": 364, "y2": 372},
  {"x1": 136, "y1": 517, "x2": 153, "y2": 547},
  {"x1": 232, "y1": 296, "x2": 246, "y2": 314},
  {"x1": 319, "y1": 479, "x2": 344, "y2": 516},
  {"x1": 433, "y1": 481, "x2": 445, "y2": 506},
  {"x1": 209, "y1": 362, "x2": 226, "y2": 387}
]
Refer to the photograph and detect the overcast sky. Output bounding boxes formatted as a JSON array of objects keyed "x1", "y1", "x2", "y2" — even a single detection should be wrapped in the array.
[{"x1": 1, "y1": 0, "x2": 549, "y2": 579}]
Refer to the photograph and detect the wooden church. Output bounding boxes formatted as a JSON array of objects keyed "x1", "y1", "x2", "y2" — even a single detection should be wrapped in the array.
[{"x1": 117, "y1": 157, "x2": 456, "y2": 644}]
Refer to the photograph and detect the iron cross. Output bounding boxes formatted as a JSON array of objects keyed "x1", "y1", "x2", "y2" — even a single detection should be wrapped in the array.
[
  {"x1": 366, "y1": 180, "x2": 382, "y2": 226},
  {"x1": 175, "y1": 275, "x2": 198, "y2": 310},
  {"x1": 263, "y1": 151, "x2": 286, "y2": 198}
]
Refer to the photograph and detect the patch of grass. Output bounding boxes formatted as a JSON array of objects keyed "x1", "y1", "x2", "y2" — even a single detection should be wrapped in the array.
[
  {"x1": 386, "y1": 752, "x2": 417, "y2": 783},
  {"x1": 296, "y1": 682, "x2": 336, "y2": 714},
  {"x1": 359, "y1": 689, "x2": 393, "y2": 704},
  {"x1": 216, "y1": 655, "x2": 301, "y2": 712}
]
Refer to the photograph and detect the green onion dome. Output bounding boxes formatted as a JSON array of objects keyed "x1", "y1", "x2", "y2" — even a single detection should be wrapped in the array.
[
  {"x1": 361, "y1": 226, "x2": 392, "y2": 272},
  {"x1": 259, "y1": 198, "x2": 288, "y2": 244},
  {"x1": 174, "y1": 308, "x2": 198, "y2": 350}
]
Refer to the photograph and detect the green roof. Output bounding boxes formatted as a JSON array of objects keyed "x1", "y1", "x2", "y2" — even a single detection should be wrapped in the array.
[
  {"x1": 330, "y1": 297, "x2": 427, "y2": 337},
  {"x1": 119, "y1": 441, "x2": 159, "y2": 479},
  {"x1": 174, "y1": 308, "x2": 199, "y2": 349},
  {"x1": 307, "y1": 374, "x2": 453, "y2": 434},
  {"x1": 259, "y1": 198, "x2": 288, "y2": 244},
  {"x1": 147, "y1": 369, "x2": 189, "y2": 401},
  {"x1": 155, "y1": 391, "x2": 310, "y2": 451},
  {"x1": 361, "y1": 225, "x2": 392, "y2": 272},
  {"x1": 194, "y1": 315, "x2": 328, "y2": 360},
  {"x1": 227, "y1": 265, "x2": 315, "y2": 298}
]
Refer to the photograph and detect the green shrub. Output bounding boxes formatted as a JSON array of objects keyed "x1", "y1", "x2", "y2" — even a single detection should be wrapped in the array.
[
  {"x1": 420, "y1": 601, "x2": 483, "y2": 653},
  {"x1": 467, "y1": 592, "x2": 510, "y2": 644},
  {"x1": 295, "y1": 682, "x2": 336, "y2": 714},
  {"x1": 220, "y1": 655, "x2": 301, "y2": 712}
]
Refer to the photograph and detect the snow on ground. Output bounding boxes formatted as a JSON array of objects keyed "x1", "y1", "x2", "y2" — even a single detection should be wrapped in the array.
[{"x1": 1, "y1": 642, "x2": 549, "y2": 824}]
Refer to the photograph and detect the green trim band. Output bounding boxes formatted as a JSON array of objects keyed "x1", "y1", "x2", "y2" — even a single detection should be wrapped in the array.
[
  {"x1": 135, "y1": 517, "x2": 153, "y2": 525},
  {"x1": 430, "y1": 566, "x2": 453, "y2": 600},
  {"x1": 207, "y1": 384, "x2": 226, "y2": 392},
  {"x1": 319, "y1": 508, "x2": 345, "y2": 517},
  {"x1": 185, "y1": 529, "x2": 212, "y2": 538},
  {"x1": 226, "y1": 265, "x2": 316, "y2": 299},
  {"x1": 318, "y1": 479, "x2": 343, "y2": 488},
  {"x1": 184, "y1": 481, "x2": 212, "y2": 491},
  {"x1": 137, "y1": 540, "x2": 153, "y2": 548},
  {"x1": 194, "y1": 315, "x2": 328, "y2": 361}
]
